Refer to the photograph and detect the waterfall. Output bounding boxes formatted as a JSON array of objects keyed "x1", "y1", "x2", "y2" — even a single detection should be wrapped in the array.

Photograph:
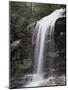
[{"x1": 24, "y1": 8, "x2": 65, "y2": 87}]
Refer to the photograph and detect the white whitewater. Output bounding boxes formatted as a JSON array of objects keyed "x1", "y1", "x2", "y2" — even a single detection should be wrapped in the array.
[{"x1": 24, "y1": 8, "x2": 65, "y2": 87}]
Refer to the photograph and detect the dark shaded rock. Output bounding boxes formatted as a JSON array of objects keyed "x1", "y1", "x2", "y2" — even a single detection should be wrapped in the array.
[{"x1": 54, "y1": 17, "x2": 66, "y2": 57}]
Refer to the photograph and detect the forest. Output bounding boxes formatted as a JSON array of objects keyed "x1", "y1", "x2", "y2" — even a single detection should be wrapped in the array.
[{"x1": 10, "y1": 1, "x2": 66, "y2": 88}]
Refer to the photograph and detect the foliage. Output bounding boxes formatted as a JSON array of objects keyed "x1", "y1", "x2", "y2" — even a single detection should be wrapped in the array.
[{"x1": 10, "y1": 1, "x2": 65, "y2": 43}]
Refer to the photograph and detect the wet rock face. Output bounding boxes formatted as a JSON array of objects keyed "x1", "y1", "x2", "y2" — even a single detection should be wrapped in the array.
[
  {"x1": 40, "y1": 74, "x2": 65, "y2": 86},
  {"x1": 54, "y1": 17, "x2": 66, "y2": 57}
]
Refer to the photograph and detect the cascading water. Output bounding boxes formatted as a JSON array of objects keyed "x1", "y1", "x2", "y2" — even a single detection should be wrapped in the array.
[{"x1": 24, "y1": 8, "x2": 65, "y2": 87}]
